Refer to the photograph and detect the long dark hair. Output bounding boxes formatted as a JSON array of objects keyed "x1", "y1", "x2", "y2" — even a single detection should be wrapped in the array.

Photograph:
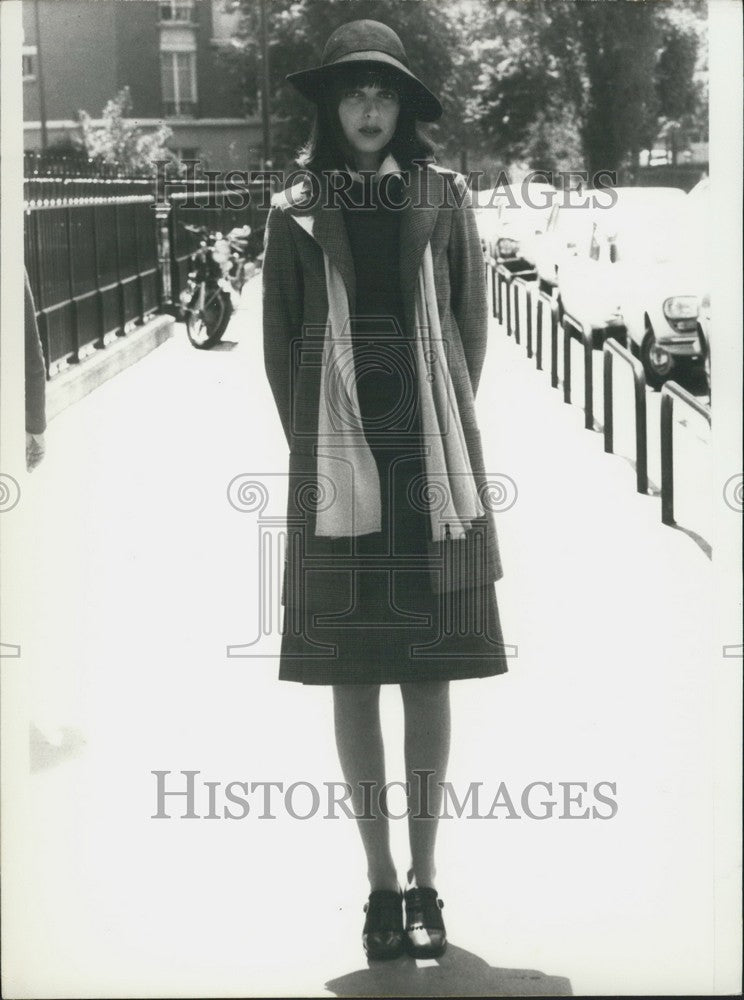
[{"x1": 294, "y1": 62, "x2": 438, "y2": 178}]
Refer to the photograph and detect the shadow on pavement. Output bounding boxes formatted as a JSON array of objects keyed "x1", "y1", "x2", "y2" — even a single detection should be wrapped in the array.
[
  {"x1": 325, "y1": 943, "x2": 572, "y2": 997},
  {"x1": 30, "y1": 724, "x2": 86, "y2": 773},
  {"x1": 208, "y1": 339, "x2": 239, "y2": 351},
  {"x1": 670, "y1": 521, "x2": 712, "y2": 559}
]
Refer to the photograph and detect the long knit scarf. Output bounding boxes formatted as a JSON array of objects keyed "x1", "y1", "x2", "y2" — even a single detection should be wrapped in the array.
[{"x1": 315, "y1": 230, "x2": 485, "y2": 542}]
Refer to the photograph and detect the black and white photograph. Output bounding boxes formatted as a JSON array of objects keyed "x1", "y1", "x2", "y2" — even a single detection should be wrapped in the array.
[{"x1": 0, "y1": 0, "x2": 741, "y2": 996}]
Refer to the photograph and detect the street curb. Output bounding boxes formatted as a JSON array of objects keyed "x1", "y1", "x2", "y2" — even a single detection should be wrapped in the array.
[{"x1": 46, "y1": 313, "x2": 175, "y2": 423}]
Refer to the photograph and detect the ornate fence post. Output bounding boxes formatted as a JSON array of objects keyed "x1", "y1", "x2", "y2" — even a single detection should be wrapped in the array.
[
  {"x1": 535, "y1": 294, "x2": 543, "y2": 371},
  {"x1": 154, "y1": 201, "x2": 173, "y2": 308},
  {"x1": 550, "y1": 298, "x2": 559, "y2": 389}
]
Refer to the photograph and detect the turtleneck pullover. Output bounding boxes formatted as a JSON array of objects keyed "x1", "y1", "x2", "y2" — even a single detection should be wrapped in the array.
[{"x1": 340, "y1": 173, "x2": 420, "y2": 440}]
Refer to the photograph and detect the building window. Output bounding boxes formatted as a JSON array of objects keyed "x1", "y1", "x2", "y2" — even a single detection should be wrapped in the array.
[
  {"x1": 211, "y1": 0, "x2": 240, "y2": 44},
  {"x1": 160, "y1": 0, "x2": 194, "y2": 22},
  {"x1": 161, "y1": 51, "x2": 197, "y2": 117},
  {"x1": 171, "y1": 147, "x2": 200, "y2": 164},
  {"x1": 22, "y1": 45, "x2": 37, "y2": 82}
]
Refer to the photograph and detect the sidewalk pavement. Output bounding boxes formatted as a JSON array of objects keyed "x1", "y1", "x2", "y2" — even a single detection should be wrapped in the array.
[
  {"x1": 3, "y1": 276, "x2": 717, "y2": 998},
  {"x1": 45, "y1": 312, "x2": 175, "y2": 422}
]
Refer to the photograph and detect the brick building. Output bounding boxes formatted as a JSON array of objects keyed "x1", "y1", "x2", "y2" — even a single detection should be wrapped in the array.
[{"x1": 22, "y1": 0, "x2": 271, "y2": 170}]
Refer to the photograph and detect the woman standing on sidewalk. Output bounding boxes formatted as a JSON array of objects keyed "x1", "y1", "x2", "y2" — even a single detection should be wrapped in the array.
[{"x1": 262, "y1": 19, "x2": 508, "y2": 960}]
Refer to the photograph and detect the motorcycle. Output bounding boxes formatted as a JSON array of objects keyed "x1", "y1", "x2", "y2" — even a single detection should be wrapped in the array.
[{"x1": 178, "y1": 223, "x2": 254, "y2": 349}]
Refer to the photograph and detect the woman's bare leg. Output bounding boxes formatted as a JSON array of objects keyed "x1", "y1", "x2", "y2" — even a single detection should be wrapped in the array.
[
  {"x1": 332, "y1": 683, "x2": 399, "y2": 892},
  {"x1": 400, "y1": 680, "x2": 451, "y2": 890}
]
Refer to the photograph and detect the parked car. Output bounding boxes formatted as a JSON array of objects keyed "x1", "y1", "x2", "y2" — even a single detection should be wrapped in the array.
[
  {"x1": 533, "y1": 192, "x2": 604, "y2": 297},
  {"x1": 699, "y1": 289, "x2": 711, "y2": 396},
  {"x1": 474, "y1": 181, "x2": 556, "y2": 269},
  {"x1": 685, "y1": 178, "x2": 711, "y2": 394},
  {"x1": 615, "y1": 215, "x2": 708, "y2": 390},
  {"x1": 473, "y1": 186, "x2": 509, "y2": 259},
  {"x1": 556, "y1": 186, "x2": 708, "y2": 389}
]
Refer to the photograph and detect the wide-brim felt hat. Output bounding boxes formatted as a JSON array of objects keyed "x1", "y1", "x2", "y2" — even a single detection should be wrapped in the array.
[{"x1": 285, "y1": 19, "x2": 443, "y2": 122}]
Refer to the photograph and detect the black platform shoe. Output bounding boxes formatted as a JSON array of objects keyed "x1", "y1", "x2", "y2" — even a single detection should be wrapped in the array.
[
  {"x1": 404, "y1": 886, "x2": 447, "y2": 958},
  {"x1": 362, "y1": 889, "x2": 405, "y2": 960}
]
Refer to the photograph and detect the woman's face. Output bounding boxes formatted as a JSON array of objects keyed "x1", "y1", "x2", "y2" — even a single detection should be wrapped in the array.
[{"x1": 336, "y1": 80, "x2": 401, "y2": 167}]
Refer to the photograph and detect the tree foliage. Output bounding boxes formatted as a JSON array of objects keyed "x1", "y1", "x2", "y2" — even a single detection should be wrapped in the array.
[
  {"x1": 574, "y1": 0, "x2": 660, "y2": 177},
  {"x1": 471, "y1": 0, "x2": 584, "y2": 173},
  {"x1": 78, "y1": 87, "x2": 177, "y2": 172},
  {"x1": 222, "y1": 0, "x2": 708, "y2": 177},
  {"x1": 655, "y1": 0, "x2": 708, "y2": 162},
  {"x1": 473, "y1": 0, "x2": 705, "y2": 178}
]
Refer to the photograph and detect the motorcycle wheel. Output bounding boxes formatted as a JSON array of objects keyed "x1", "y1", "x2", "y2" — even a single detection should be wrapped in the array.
[{"x1": 185, "y1": 289, "x2": 233, "y2": 349}]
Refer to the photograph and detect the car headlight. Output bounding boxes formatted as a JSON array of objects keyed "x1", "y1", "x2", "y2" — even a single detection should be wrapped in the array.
[
  {"x1": 663, "y1": 295, "x2": 700, "y2": 334},
  {"x1": 663, "y1": 296, "x2": 698, "y2": 320},
  {"x1": 497, "y1": 237, "x2": 519, "y2": 257}
]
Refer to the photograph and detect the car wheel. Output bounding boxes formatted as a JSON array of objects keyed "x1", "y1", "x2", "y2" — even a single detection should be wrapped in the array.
[{"x1": 640, "y1": 322, "x2": 675, "y2": 391}]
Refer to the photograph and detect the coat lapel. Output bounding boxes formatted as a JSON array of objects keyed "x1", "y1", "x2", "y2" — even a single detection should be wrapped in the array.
[
  {"x1": 312, "y1": 202, "x2": 357, "y2": 316},
  {"x1": 399, "y1": 165, "x2": 440, "y2": 337},
  {"x1": 285, "y1": 173, "x2": 357, "y2": 316},
  {"x1": 399, "y1": 165, "x2": 440, "y2": 296}
]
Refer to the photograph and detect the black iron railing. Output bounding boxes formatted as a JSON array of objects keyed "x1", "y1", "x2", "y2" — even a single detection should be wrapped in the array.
[
  {"x1": 24, "y1": 157, "x2": 272, "y2": 375},
  {"x1": 561, "y1": 313, "x2": 596, "y2": 430},
  {"x1": 486, "y1": 258, "x2": 555, "y2": 378},
  {"x1": 485, "y1": 253, "x2": 712, "y2": 554},
  {"x1": 511, "y1": 272, "x2": 536, "y2": 352},
  {"x1": 603, "y1": 339, "x2": 648, "y2": 494},
  {"x1": 660, "y1": 381, "x2": 712, "y2": 528},
  {"x1": 493, "y1": 263, "x2": 537, "y2": 344},
  {"x1": 486, "y1": 255, "x2": 498, "y2": 320},
  {"x1": 497, "y1": 264, "x2": 509, "y2": 334},
  {"x1": 534, "y1": 290, "x2": 560, "y2": 383},
  {"x1": 24, "y1": 172, "x2": 158, "y2": 375},
  {"x1": 562, "y1": 312, "x2": 626, "y2": 431}
]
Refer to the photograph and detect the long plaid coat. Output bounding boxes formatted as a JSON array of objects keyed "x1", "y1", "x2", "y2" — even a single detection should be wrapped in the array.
[{"x1": 262, "y1": 161, "x2": 504, "y2": 616}]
